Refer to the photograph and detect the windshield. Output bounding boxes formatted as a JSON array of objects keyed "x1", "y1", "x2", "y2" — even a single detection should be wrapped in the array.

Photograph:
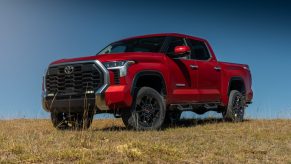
[{"x1": 97, "y1": 36, "x2": 166, "y2": 55}]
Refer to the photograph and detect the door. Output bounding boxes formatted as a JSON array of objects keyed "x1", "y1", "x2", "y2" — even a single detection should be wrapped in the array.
[
  {"x1": 187, "y1": 39, "x2": 221, "y2": 102},
  {"x1": 166, "y1": 37, "x2": 199, "y2": 103}
]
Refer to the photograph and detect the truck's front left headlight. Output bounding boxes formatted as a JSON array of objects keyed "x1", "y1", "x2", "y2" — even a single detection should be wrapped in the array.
[{"x1": 103, "y1": 60, "x2": 135, "y2": 77}]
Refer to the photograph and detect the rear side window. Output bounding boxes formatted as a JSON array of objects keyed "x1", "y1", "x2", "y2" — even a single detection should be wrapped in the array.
[{"x1": 188, "y1": 39, "x2": 211, "y2": 60}]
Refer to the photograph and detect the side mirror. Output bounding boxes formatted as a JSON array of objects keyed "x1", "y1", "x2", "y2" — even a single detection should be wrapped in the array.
[{"x1": 174, "y1": 46, "x2": 190, "y2": 56}]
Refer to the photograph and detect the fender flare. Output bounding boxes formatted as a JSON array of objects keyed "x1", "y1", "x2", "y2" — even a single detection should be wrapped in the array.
[
  {"x1": 130, "y1": 70, "x2": 167, "y2": 96},
  {"x1": 227, "y1": 76, "x2": 246, "y2": 95}
]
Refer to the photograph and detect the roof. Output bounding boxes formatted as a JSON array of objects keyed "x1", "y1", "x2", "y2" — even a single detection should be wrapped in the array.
[{"x1": 118, "y1": 33, "x2": 206, "y2": 42}]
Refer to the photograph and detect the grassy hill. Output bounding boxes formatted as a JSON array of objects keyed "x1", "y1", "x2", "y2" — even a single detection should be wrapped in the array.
[{"x1": 0, "y1": 119, "x2": 290, "y2": 163}]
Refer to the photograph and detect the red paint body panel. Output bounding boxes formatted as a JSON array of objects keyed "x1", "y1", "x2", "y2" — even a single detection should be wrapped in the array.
[
  {"x1": 47, "y1": 33, "x2": 253, "y2": 111},
  {"x1": 105, "y1": 85, "x2": 132, "y2": 109}
]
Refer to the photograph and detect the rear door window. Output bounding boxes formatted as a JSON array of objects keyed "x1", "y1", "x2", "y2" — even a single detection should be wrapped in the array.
[{"x1": 187, "y1": 39, "x2": 211, "y2": 60}]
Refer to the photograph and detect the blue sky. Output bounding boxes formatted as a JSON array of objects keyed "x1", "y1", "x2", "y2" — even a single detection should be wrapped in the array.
[{"x1": 0, "y1": 0, "x2": 290, "y2": 119}]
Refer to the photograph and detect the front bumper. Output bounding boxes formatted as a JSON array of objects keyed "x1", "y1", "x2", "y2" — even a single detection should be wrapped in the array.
[
  {"x1": 42, "y1": 97, "x2": 96, "y2": 113},
  {"x1": 42, "y1": 85, "x2": 132, "y2": 112}
]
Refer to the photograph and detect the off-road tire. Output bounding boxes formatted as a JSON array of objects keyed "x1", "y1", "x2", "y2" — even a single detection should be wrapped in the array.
[
  {"x1": 222, "y1": 90, "x2": 245, "y2": 122},
  {"x1": 51, "y1": 112, "x2": 94, "y2": 130},
  {"x1": 121, "y1": 87, "x2": 166, "y2": 130}
]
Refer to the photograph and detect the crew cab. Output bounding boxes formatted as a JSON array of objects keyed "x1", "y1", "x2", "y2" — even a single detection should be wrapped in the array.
[{"x1": 42, "y1": 33, "x2": 253, "y2": 130}]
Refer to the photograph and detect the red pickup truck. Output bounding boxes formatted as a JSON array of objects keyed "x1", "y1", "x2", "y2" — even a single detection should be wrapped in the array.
[{"x1": 42, "y1": 33, "x2": 253, "y2": 130}]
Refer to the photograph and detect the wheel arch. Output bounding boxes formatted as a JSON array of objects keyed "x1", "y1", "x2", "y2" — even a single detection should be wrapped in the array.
[
  {"x1": 130, "y1": 70, "x2": 167, "y2": 96},
  {"x1": 227, "y1": 76, "x2": 246, "y2": 96}
]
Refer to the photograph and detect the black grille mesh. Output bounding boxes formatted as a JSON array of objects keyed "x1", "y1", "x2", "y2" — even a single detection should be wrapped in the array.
[
  {"x1": 45, "y1": 63, "x2": 103, "y2": 99},
  {"x1": 111, "y1": 69, "x2": 120, "y2": 84}
]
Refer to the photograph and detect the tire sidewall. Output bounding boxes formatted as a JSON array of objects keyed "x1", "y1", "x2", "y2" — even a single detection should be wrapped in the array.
[
  {"x1": 129, "y1": 87, "x2": 166, "y2": 130},
  {"x1": 51, "y1": 112, "x2": 93, "y2": 130},
  {"x1": 224, "y1": 90, "x2": 245, "y2": 122}
]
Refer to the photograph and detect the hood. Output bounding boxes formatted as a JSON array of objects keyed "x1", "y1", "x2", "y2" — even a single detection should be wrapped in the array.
[{"x1": 50, "y1": 52, "x2": 165, "y2": 65}]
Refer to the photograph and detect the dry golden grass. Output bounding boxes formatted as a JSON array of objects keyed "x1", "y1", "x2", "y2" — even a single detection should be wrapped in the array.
[{"x1": 0, "y1": 118, "x2": 290, "y2": 163}]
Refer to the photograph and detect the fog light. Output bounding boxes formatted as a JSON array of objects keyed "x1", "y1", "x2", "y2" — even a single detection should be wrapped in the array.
[{"x1": 85, "y1": 90, "x2": 94, "y2": 94}]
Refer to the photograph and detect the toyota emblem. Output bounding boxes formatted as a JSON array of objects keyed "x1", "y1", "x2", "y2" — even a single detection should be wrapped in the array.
[{"x1": 64, "y1": 65, "x2": 74, "y2": 74}]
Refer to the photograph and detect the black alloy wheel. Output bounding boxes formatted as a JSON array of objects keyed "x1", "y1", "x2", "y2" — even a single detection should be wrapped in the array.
[
  {"x1": 121, "y1": 87, "x2": 166, "y2": 130},
  {"x1": 222, "y1": 90, "x2": 245, "y2": 122}
]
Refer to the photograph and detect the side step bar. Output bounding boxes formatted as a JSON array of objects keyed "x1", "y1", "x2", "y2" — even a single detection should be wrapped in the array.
[{"x1": 169, "y1": 102, "x2": 220, "y2": 111}]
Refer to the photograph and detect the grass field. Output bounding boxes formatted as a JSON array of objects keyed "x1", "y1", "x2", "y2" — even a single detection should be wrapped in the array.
[{"x1": 0, "y1": 118, "x2": 290, "y2": 163}]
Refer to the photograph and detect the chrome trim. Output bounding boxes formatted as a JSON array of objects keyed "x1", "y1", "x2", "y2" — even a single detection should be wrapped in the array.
[
  {"x1": 105, "y1": 60, "x2": 135, "y2": 77},
  {"x1": 190, "y1": 64, "x2": 199, "y2": 70},
  {"x1": 243, "y1": 66, "x2": 249, "y2": 71},
  {"x1": 42, "y1": 67, "x2": 49, "y2": 112},
  {"x1": 176, "y1": 84, "x2": 186, "y2": 87},
  {"x1": 95, "y1": 60, "x2": 110, "y2": 111},
  {"x1": 41, "y1": 60, "x2": 110, "y2": 112},
  {"x1": 42, "y1": 95, "x2": 50, "y2": 112},
  {"x1": 214, "y1": 66, "x2": 221, "y2": 71},
  {"x1": 64, "y1": 65, "x2": 74, "y2": 74}
]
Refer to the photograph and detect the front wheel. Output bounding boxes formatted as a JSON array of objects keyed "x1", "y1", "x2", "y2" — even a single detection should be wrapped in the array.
[
  {"x1": 51, "y1": 112, "x2": 94, "y2": 130},
  {"x1": 222, "y1": 90, "x2": 245, "y2": 122},
  {"x1": 121, "y1": 87, "x2": 166, "y2": 130}
]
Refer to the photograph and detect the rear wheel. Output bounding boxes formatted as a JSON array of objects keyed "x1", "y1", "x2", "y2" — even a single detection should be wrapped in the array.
[
  {"x1": 222, "y1": 90, "x2": 245, "y2": 122},
  {"x1": 121, "y1": 87, "x2": 166, "y2": 130},
  {"x1": 51, "y1": 111, "x2": 94, "y2": 130}
]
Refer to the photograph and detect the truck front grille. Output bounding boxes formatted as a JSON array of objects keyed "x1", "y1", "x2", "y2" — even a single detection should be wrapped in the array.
[{"x1": 45, "y1": 62, "x2": 103, "y2": 99}]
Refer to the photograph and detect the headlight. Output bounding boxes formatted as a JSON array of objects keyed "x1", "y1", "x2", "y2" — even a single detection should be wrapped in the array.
[
  {"x1": 102, "y1": 60, "x2": 135, "y2": 77},
  {"x1": 103, "y1": 61, "x2": 128, "y2": 68}
]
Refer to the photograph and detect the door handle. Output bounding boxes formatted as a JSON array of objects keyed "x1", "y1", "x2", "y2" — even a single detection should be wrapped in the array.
[
  {"x1": 214, "y1": 66, "x2": 221, "y2": 71},
  {"x1": 190, "y1": 65, "x2": 199, "y2": 70}
]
